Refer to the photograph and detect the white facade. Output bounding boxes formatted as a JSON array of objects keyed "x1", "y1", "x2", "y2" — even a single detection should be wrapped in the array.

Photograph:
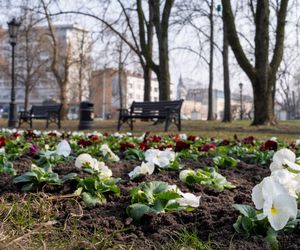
[
  {"x1": 126, "y1": 75, "x2": 160, "y2": 104},
  {"x1": 0, "y1": 24, "x2": 92, "y2": 117}
]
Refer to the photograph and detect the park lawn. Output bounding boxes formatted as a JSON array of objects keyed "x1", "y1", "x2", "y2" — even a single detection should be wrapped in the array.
[{"x1": 1, "y1": 118, "x2": 300, "y2": 142}]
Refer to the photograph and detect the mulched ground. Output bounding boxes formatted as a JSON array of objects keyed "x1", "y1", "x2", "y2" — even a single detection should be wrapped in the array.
[{"x1": 1, "y1": 156, "x2": 300, "y2": 249}]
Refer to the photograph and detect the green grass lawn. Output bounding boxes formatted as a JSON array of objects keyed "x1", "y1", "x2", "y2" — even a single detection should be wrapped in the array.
[{"x1": 1, "y1": 118, "x2": 300, "y2": 142}]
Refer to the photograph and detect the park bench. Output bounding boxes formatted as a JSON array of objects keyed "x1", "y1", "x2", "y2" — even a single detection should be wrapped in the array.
[
  {"x1": 18, "y1": 104, "x2": 62, "y2": 129},
  {"x1": 117, "y1": 99, "x2": 184, "y2": 131}
]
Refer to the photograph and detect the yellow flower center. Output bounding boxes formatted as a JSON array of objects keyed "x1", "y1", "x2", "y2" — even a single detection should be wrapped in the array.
[{"x1": 270, "y1": 207, "x2": 277, "y2": 215}]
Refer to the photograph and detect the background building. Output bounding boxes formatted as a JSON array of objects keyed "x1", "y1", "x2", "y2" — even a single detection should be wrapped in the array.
[
  {"x1": 0, "y1": 23, "x2": 92, "y2": 118},
  {"x1": 177, "y1": 77, "x2": 253, "y2": 120},
  {"x1": 91, "y1": 68, "x2": 175, "y2": 119}
]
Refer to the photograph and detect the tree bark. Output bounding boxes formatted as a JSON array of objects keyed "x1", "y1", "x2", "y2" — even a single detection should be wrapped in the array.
[
  {"x1": 207, "y1": 0, "x2": 214, "y2": 120},
  {"x1": 144, "y1": 65, "x2": 152, "y2": 101},
  {"x1": 150, "y1": 0, "x2": 174, "y2": 101},
  {"x1": 137, "y1": 0, "x2": 154, "y2": 101},
  {"x1": 222, "y1": 4, "x2": 231, "y2": 122}
]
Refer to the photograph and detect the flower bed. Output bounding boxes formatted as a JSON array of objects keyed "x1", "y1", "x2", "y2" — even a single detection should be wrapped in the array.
[{"x1": 0, "y1": 130, "x2": 300, "y2": 249}]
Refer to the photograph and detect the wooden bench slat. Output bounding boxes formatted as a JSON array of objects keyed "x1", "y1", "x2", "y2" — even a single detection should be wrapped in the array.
[{"x1": 118, "y1": 99, "x2": 183, "y2": 131}]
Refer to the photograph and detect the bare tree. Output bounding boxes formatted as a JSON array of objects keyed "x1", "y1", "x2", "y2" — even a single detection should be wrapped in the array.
[
  {"x1": 41, "y1": 0, "x2": 71, "y2": 119},
  {"x1": 222, "y1": 0, "x2": 289, "y2": 125},
  {"x1": 17, "y1": 10, "x2": 49, "y2": 111},
  {"x1": 222, "y1": 3, "x2": 231, "y2": 122}
]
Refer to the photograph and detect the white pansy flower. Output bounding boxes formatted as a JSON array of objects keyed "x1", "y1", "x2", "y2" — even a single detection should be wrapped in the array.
[
  {"x1": 252, "y1": 175, "x2": 297, "y2": 231},
  {"x1": 270, "y1": 137, "x2": 277, "y2": 142},
  {"x1": 296, "y1": 139, "x2": 300, "y2": 146},
  {"x1": 271, "y1": 169, "x2": 300, "y2": 197},
  {"x1": 179, "y1": 134, "x2": 187, "y2": 140},
  {"x1": 128, "y1": 162, "x2": 155, "y2": 180},
  {"x1": 0, "y1": 147, "x2": 5, "y2": 154},
  {"x1": 100, "y1": 144, "x2": 120, "y2": 162},
  {"x1": 263, "y1": 194, "x2": 297, "y2": 231},
  {"x1": 179, "y1": 169, "x2": 195, "y2": 182},
  {"x1": 176, "y1": 192, "x2": 201, "y2": 208},
  {"x1": 97, "y1": 161, "x2": 113, "y2": 179},
  {"x1": 72, "y1": 131, "x2": 85, "y2": 137},
  {"x1": 270, "y1": 148, "x2": 298, "y2": 172},
  {"x1": 87, "y1": 131, "x2": 103, "y2": 137},
  {"x1": 75, "y1": 153, "x2": 95, "y2": 169},
  {"x1": 45, "y1": 140, "x2": 71, "y2": 157},
  {"x1": 33, "y1": 130, "x2": 41, "y2": 136},
  {"x1": 137, "y1": 133, "x2": 146, "y2": 142},
  {"x1": 145, "y1": 149, "x2": 175, "y2": 168},
  {"x1": 113, "y1": 132, "x2": 123, "y2": 138},
  {"x1": 252, "y1": 176, "x2": 288, "y2": 210}
]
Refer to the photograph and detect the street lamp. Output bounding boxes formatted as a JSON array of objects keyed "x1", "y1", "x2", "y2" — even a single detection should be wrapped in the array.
[
  {"x1": 239, "y1": 82, "x2": 243, "y2": 120},
  {"x1": 7, "y1": 18, "x2": 21, "y2": 128}
]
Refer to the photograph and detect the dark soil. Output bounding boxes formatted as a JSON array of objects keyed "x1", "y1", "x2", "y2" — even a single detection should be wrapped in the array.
[{"x1": 2, "y1": 157, "x2": 300, "y2": 249}]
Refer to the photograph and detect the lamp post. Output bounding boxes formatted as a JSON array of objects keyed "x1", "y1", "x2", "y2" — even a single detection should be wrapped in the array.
[
  {"x1": 239, "y1": 82, "x2": 243, "y2": 120},
  {"x1": 7, "y1": 18, "x2": 21, "y2": 128}
]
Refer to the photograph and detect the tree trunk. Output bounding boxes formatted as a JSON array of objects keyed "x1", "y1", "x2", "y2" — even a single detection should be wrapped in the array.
[
  {"x1": 207, "y1": 0, "x2": 214, "y2": 120},
  {"x1": 252, "y1": 77, "x2": 275, "y2": 125},
  {"x1": 144, "y1": 65, "x2": 152, "y2": 101},
  {"x1": 222, "y1": 4, "x2": 231, "y2": 122},
  {"x1": 60, "y1": 81, "x2": 68, "y2": 119},
  {"x1": 24, "y1": 84, "x2": 30, "y2": 112},
  {"x1": 158, "y1": 44, "x2": 171, "y2": 101},
  {"x1": 150, "y1": 0, "x2": 174, "y2": 101}
]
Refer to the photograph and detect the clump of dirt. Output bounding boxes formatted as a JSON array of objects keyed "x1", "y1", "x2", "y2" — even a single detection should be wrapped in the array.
[{"x1": 2, "y1": 156, "x2": 300, "y2": 249}]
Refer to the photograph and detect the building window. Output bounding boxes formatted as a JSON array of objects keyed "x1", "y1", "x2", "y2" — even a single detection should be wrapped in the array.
[
  {"x1": 128, "y1": 83, "x2": 133, "y2": 89},
  {"x1": 129, "y1": 93, "x2": 133, "y2": 98},
  {"x1": 154, "y1": 87, "x2": 158, "y2": 92},
  {"x1": 154, "y1": 97, "x2": 158, "y2": 101}
]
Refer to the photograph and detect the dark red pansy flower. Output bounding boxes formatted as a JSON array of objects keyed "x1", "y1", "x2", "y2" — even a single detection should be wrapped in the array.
[
  {"x1": 198, "y1": 143, "x2": 216, "y2": 152},
  {"x1": 187, "y1": 135, "x2": 196, "y2": 142},
  {"x1": 220, "y1": 139, "x2": 230, "y2": 146},
  {"x1": 175, "y1": 141, "x2": 190, "y2": 152},
  {"x1": 0, "y1": 136, "x2": 6, "y2": 148},
  {"x1": 242, "y1": 136, "x2": 255, "y2": 145},
  {"x1": 89, "y1": 135, "x2": 100, "y2": 142},
  {"x1": 48, "y1": 132, "x2": 57, "y2": 137},
  {"x1": 12, "y1": 131, "x2": 20, "y2": 138},
  {"x1": 29, "y1": 144, "x2": 39, "y2": 155},
  {"x1": 77, "y1": 139, "x2": 92, "y2": 147},
  {"x1": 103, "y1": 132, "x2": 109, "y2": 137},
  {"x1": 260, "y1": 140, "x2": 278, "y2": 151},
  {"x1": 120, "y1": 142, "x2": 135, "y2": 151},
  {"x1": 289, "y1": 143, "x2": 296, "y2": 150},
  {"x1": 173, "y1": 134, "x2": 181, "y2": 142},
  {"x1": 139, "y1": 142, "x2": 149, "y2": 151},
  {"x1": 147, "y1": 135, "x2": 161, "y2": 143}
]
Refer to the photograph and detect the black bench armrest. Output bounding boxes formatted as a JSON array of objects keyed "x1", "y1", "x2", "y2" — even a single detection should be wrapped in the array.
[
  {"x1": 118, "y1": 108, "x2": 130, "y2": 116},
  {"x1": 19, "y1": 111, "x2": 31, "y2": 118}
]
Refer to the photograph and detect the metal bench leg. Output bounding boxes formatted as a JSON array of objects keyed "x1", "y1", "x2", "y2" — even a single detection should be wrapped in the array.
[
  {"x1": 130, "y1": 118, "x2": 133, "y2": 130},
  {"x1": 117, "y1": 117, "x2": 122, "y2": 131},
  {"x1": 58, "y1": 118, "x2": 61, "y2": 129},
  {"x1": 178, "y1": 116, "x2": 182, "y2": 131},
  {"x1": 46, "y1": 118, "x2": 49, "y2": 129},
  {"x1": 30, "y1": 118, "x2": 33, "y2": 129},
  {"x1": 164, "y1": 117, "x2": 170, "y2": 132}
]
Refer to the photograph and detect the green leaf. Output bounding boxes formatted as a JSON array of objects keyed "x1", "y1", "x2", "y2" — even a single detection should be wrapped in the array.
[
  {"x1": 265, "y1": 227, "x2": 279, "y2": 250},
  {"x1": 233, "y1": 204, "x2": 257, "y2": 218},
  {"x1": 81, "y1": 192, "x2": 105, "y2": 206},
  {"x1": 62, "y1": 172, "x2": 78, "y2": 182},
  {"x1": 127, "y1": 203, "x2": 154, "y2": 222}
]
